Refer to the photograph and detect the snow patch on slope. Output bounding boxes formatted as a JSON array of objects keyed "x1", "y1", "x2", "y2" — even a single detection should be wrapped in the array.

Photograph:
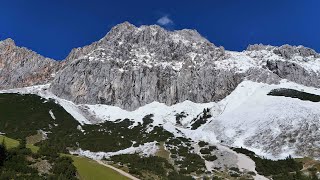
[
  {"x1": 83, "y1": 100, "x2": 218, "y2": 126},
  {"x1": 81, "y1": 100, "x2": 222, "y2": 144},
  {"x1": 49, "y1": 110, "x2": 56, "y2": 120},
  {"x1": 70, "y1": 142, "x2": 159, "y2": 160}
]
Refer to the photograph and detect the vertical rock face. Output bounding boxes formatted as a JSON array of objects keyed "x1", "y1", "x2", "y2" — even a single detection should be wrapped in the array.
[
  {"x1": 0, "y1": 38, "x2": 59, "y2": 89},
  {"x1": 51, "y1": 59, "x2": 245, "y2": 110},
  {"x1": 50, "y1": 22, "x2": 234, "y2": 110}
]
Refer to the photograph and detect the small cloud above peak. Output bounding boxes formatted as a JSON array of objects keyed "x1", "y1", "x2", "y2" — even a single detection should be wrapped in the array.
[{"x1": 157, "y1": 15, "x2": 174, "y2": 26}]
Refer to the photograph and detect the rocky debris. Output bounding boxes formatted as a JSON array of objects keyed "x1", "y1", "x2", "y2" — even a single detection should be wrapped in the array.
[
  {"x1": 245, "y1": 115, "x2": 320, "y2": 158},
  {"x1": 0, "y1": 38, "x2": 60, "y2": 89},
  {"x1": 31, "y1": 160, "x2": 52, "y2": 175}
]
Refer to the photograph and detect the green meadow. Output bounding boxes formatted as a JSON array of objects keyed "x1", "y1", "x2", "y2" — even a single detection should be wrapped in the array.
[{"x1": 65, "y1": 155, "x2": 130, "y2": 180}]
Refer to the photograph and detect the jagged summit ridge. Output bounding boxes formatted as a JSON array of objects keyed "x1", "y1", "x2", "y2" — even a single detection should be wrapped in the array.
[{"x1": 64, "y1": 21, "x2": 225, "y2": 67}]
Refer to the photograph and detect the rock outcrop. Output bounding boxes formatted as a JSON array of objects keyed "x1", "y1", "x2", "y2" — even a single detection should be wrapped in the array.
[
  {"x1": 266, "y1": 60, "x2": 320, "y2": 88},
  {"x1": 0, "y1": 38, "x2": 59, "y2": 89}
]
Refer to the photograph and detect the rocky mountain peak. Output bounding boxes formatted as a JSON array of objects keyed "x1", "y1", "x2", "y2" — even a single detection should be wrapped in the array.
[
  {"x1": 0, "y1": 38, "x2": 60, "y2": 89},
  {"x1": 99, "y1": 22, "x2": 210, "y2": 47},
  {"x1": 64, "y1": 22, "x2": 225, "y2": 68},
  {"x1": 247, "y1": 43, "x2": 320, "y2": 59},
  {"x1": 111, "y1": 21, "x2": 136, "y2": 30},
  {"x1": 0, "y1": 38, "x2": 17, "y2": 53}
]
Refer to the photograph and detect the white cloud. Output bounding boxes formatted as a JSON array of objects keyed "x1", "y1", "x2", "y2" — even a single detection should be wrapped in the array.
[{"x1": 157, "y1": 15, "x2": 174, "y2": 26}]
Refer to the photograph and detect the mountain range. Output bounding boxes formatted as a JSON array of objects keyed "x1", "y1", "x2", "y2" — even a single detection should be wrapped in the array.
[{"x1": 1, "y1": 22, "x2": 320, "y2": 179}]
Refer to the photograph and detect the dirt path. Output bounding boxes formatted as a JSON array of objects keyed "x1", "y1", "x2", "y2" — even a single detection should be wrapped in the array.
[{"x1": 96, "y1": 160, "x2": 140, "y2": 180}]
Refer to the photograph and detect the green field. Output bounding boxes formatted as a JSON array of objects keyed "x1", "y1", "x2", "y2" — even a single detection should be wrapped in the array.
[{"x1": 65, "y1": 155, "x2": 130, "y2": 180}]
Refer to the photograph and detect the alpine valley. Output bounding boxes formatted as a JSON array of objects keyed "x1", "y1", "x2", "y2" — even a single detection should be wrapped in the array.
[{"x1": 0, "y1": 22, "x2": 320, "y2": 180}]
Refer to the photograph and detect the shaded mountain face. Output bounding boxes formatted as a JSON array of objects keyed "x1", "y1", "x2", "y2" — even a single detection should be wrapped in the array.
[
  {"x1": 0, "y1": 22, "x2": 319, "y2": 111},
  {"x1": 0, "y1": 38, "x2": 60, "y2": 89}
]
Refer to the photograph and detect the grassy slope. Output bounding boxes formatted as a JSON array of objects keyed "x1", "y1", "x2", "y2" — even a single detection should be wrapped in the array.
[
  {"x1": 0, "y1": 135, "x2": 39, "y2": 153},
  {"x1": 65, "y1": 155, "x2": 130, "y2": 180},
  {"x1": 0, "y1": 134, "x2": 128, "y2": 180}
]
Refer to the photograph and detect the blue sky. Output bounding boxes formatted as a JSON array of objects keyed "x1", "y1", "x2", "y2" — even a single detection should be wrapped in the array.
[{"x1": 0, "y1": 0, "x2": 319, "y2": 60}]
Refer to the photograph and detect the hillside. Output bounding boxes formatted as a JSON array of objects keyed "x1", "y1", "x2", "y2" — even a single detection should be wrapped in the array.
[{"x1": 0, "y1": 80, "x2": 319, "y2": 179}]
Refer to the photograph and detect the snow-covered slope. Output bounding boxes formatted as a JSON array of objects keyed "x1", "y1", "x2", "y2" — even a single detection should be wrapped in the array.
[
  {"x1": 2, "y1": 79, "x2": 319, "y2": 160},
  {"x1": 78, "y1": 79, "x2": 320, "y2": 160},
  {"x1": 205, "y1": 80, "x2": 320, "y2": 159}
]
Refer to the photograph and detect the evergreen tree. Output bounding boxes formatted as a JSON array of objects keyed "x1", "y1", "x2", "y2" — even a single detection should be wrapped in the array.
[
  {"x1": 18, "y1": 138, "x2": 26, "y2": 149},
  {"x1": 0, "y1": 142, "x2": 7, "y2": 166}
]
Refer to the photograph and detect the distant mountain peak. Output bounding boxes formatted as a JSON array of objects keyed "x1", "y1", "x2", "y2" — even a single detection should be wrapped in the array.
[
  {"x1": 107, "y1": 21, "x2": 136, "y2": 34},
  {"x1": 247, "y1": 43, "x2": 319, "y2": 59},
  {"x1": 0, "y1": 38, "x2": 16, "y2": 47}
]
